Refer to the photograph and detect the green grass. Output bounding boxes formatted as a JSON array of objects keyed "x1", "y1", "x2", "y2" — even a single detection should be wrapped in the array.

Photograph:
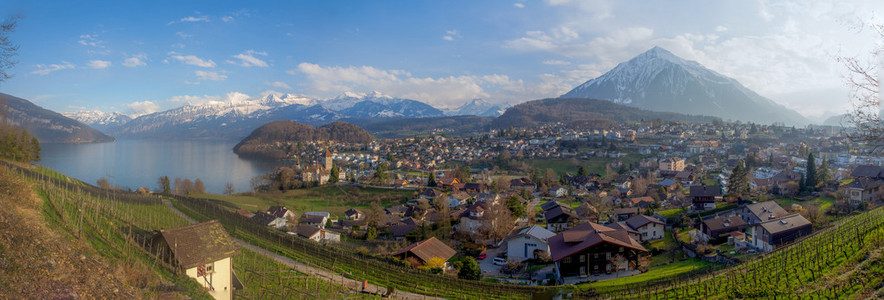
[
  {"x1": 526, "y1": 154, "x2": 644, "y2": 177},
  {"x1": 773, "y1": 196, "x2": 835, "y2": 213},
  {"x1": 582, "y1": 259, "x2": 714, "y2": 289},
  {"x1": 199, "y1": 185, "x2": 414, "y2": 217}
]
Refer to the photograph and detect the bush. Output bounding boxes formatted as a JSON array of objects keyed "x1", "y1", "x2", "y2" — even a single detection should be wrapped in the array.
[{"x1": 457, "y1": 257, "x2": 482, "y2": 280}]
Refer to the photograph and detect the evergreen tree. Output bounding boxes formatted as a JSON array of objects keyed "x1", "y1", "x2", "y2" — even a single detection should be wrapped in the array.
[
  {"x1": 799, "y1": 173, "x2": 807, "y2": 193},
  {"x1": 506, "y1": 195, "x2": 527, "y2": 218},
  {"x1": 805, "y1": 153, "x2": 817, "y2": 190},
  {"x1": 328, "y1": 162, "x2": 339, "y2": 183},
  {"x1": 817, "y1": 157, "x2": 831, "y2": 185},
  {"x1": 725, "y1": 160, "x2": 749, "y2": 200},
  {"x1": 427, "y1": 172, "x2": 437, "y2": 187},
  {"x1": 458, "y1": 257, "x2": 482, "y2": 280},
  {"x1": 578, "y1": 165, "x2": 588, "y2": 176}
]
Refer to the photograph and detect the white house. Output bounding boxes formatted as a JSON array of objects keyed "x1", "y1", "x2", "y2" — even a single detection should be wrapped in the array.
[
  {"x1": 623, "y1": 215, "x2": 665, "y2": 242},
  {"x1": 505, "y1": 225, "x2": 556, "y2": 262},
  {"x1": 152, "y1": 221, "x2": 241, "y2": 300},
  {"x1": 294, "y1": 224, "x2": 341, "y2": 243}
]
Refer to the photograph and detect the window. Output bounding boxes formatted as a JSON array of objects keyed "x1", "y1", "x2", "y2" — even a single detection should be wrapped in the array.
[
  {"x1": 606, "y1": 253, "x2": 611, "y2": 259},
  {"x1": 579, "y1": 255, "x2": 585, "y2": 262},
  {"x1": 619, "y1": 247, "x2": 624, "y2": 252},
  {"x1": 594, "y1": 254, "x2": 598, "y2": 259},
  {"x1": 563, "y1": 257, "x2": 572, "y2": 263},
  {"x1": 642, "y1": 232, "x2": 647, "y2": 237},
  {"x1": 205, "y1": 263, "x2": 214, "y2": 273},
  {"x1": 594, "y1": 265, "x2": 598, "y2": 270}
]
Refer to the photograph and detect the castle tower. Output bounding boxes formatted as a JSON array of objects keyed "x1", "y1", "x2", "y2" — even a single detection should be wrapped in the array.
[{"x1": 324, "y1": 149, "x2": 333, "y2": 170}]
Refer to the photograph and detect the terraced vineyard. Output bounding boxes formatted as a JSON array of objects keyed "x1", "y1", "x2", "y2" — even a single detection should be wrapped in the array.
[
  {"x1": 585, "y1": 207, "x2": 884, "y2": 299},
  {"x1": 170, "y1": 194, "x2": 563, "y2": 299},
  {"x1": 5, "y1": 162, "x2": 350, "y2": 299}
]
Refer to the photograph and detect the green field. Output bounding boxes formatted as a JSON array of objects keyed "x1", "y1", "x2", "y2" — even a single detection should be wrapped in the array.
[
  {"x1": 582, "y1": 259, "x2": 714, "y2": 289},
  {"x1": 196, "y1": 185, "x2": 414, "y2": 218},
  {"x1": 773, "y1": 196, "x2": 835, "y2": 213}
]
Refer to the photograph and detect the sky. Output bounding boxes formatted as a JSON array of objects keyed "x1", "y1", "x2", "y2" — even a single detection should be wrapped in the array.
[{"x1": 0, "y1": 0, "x2": 882, "y2": 122}]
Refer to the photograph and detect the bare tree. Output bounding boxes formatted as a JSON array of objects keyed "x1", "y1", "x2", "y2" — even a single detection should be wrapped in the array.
[
  {"x1": 839, "y1": 22, "x2": 884, "y2": 152},
  {"x1": 97, "y1": 177, "x2": 111, "y2": 189},
  {"x1": 194, "y1": 178, "x2": 205, "y2": 194},
  {"x1": 223, "y1": 182, "x2": 236, "y2": 195},
  {"x1": 0, "y1": 16, "x2": 20, "y2": 84}
]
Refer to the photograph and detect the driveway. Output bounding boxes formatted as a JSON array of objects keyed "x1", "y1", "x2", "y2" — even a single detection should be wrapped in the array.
[{"x1": 477, "y1": 246, "x2": 504, "y2": 276}]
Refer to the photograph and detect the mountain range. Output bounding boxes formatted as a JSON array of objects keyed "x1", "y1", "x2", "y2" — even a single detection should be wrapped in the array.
[
  {"x1": 0, "y1": 93, "x2": 114, "y2": 143},
  {"x1": 65, "y1": 91, "x2": 506, "y2": 140},
  {"x1": 561, "y1": 46, "x2": 808, "y2": 125}
]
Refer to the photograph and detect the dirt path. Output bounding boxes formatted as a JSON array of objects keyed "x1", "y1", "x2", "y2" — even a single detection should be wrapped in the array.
[{"x1": 162, "y1": 198, "x2": 442, "y2": 300}]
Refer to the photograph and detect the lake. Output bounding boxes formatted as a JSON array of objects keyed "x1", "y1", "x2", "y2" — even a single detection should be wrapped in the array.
[{"x1": 37, "y1": 140, "x2": 284, "y2": 194}]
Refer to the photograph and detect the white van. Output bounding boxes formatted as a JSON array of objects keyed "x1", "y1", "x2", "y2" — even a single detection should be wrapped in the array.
[{"x1": 492, "y1": 257, "x2": 507, "y2": 266}]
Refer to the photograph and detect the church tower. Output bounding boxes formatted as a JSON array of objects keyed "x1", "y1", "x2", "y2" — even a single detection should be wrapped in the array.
[{"x1": 324, "y1": 149, "x2": 333, "y2": 170}]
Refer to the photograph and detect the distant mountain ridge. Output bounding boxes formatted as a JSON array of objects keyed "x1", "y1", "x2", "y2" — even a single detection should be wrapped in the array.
[
  {"x1": 0, "y1": 93, "x2": 114, "y2": 143},
  {"x1": 492, "y1": 98, "x2": 719, "y2": 129},
  {"x1": 561, "y1": 46, "x2": 808, "y2": 125},
  {"x1": 446, "y1": 98, "x2": 507, "y2": 117},
  {"x1": 68, "y1": 91, "x2": 465, "y2": 140},
  {"x1": 63, "y1": 110, "x2": 132, "y2": 133}
]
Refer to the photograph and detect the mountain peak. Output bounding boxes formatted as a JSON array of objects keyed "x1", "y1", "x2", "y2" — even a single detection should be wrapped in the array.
[
  {"x1": 560, "y1": 47, "x2": 808, "y2": 125},
  {"x1": 635, "y1": 46, "x2": 689, "y2": 66}
]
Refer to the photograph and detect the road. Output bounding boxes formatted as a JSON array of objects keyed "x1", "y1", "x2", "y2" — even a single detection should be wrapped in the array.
[{"x1": 162, "y1": 198, "x2": 442, "y2": 300}]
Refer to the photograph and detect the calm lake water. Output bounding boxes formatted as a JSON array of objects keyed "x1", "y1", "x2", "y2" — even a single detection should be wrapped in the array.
[{"x1": 38, "y1": 140, "x2": 283, "y2": 194}]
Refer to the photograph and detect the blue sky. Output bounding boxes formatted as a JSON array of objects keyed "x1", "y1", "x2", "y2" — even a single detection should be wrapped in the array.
[{"x1": 0, "y1": 0, "x2": 882, "y2": 121}]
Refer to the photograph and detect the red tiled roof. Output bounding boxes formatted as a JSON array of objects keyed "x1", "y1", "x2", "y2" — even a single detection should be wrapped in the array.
[{"x1": 392, "y1": 237, "x2": 456, "y2": 263}]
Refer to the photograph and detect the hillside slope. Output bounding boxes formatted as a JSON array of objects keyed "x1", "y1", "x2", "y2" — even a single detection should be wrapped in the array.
[
  {"x1": 0, "y1": 93, "x2": 115, "y2": 143},
  {"x1": 492, "y1": 98, "x2": 719, "y2": 129},
  {"x1": 233, "y1": 120, "x2": 374, "y2": 159},
  {"x1": 0, "y1": 165, "x2": 137, "y2": 298}
]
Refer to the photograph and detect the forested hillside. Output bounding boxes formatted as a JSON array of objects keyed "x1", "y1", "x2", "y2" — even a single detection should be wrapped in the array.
[{"x1": 233, "y1": 120, "x2": 374, "y2": 159}]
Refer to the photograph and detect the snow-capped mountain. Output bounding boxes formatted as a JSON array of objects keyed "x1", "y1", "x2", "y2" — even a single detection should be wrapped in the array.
[
  {"x1": 84, "y1": 91, "x2": 447, "y2": 140},
  {"x1": 447, "y1": 98, "x2": 507, "y2": 117},
  {"x1": 64, "y1": 110, "x2": 132, "y2": 132},
  {"x1": 323, "y1": 91, "x2": 444, "y2": 118},
  {"x1": 561, "y1": 46, "x2": 808, "y2": 125}
]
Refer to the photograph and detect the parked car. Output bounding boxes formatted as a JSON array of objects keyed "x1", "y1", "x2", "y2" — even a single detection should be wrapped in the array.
[
  {"x1": 478, "y1": 253, "x2": 487, "y2": 260},
  {"x1": 493, "y1": 257, "x2": 507, "y2": 266}
]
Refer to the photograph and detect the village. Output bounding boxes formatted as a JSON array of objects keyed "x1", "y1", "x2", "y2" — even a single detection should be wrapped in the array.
[{"x1": 230, "y1": 119, "x2": 881, "y2": 286}]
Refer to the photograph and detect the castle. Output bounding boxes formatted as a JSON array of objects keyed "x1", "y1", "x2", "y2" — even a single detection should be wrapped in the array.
[{"x1": 301, "y1": 149, "x2": 334, "y2": 184}]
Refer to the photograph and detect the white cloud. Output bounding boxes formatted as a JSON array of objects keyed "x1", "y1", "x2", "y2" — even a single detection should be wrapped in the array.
[
  {"x1": 222, "y1": 16, "x2": 234, "y2": 22},
  {"x1": 175, "y1": 31, "x2": 192, "y2": 39},
  {"x1": 442, "y1": 30, "x2": 461, "y2": 41},
  {"x1": 122, "y1": 54, "x2": 147, "y2": 67},
  {"x1": 88, "y1": 60, "x2": 111, "y2": 69},
  {"x1": 126, "y1": 101, "x2": 160, "y2": 117},
  {"x1": 169, "y1": 52, "x2": 216, "y2": 68},
  {"x1": 78, "y1": 34, "x2": 110, "y2": 55},
  {"x1": 514, "y1": 3, "x2": 525, "y2": 8},
  {"x1": 293, "y1": 62, "x2": 563, "y2": 107},
  {"x1": 78, "y1": 34, "x2": 101, "y2": 47},
  {"x1": 30, "y1": 62, "x2": 75, "y2": 75},
  {"x1": 195, "y1": 70, "x2": 227, "y2": 81},
  {"x1": 543, "y1": 60, "x2": 571, "y2": 65},
  {"x1": 167, "y1": 92, "x2": 248, "y2": 106},
  {"x1": 229, "y1": 50, "x2": 268, "y2": 67},
  {"x1": 168, "y1": 15, "x2": 209, "y2": 25},
  {"x1": 715, "y1": 25, "x2": 728, "y2": 32},
  {"x1": 266, "y1": 81, "x2": 292, "y2": 89}
]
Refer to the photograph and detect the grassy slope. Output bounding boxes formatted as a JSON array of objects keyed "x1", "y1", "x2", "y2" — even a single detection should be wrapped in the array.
[
  {"x1": 0, "y1": 164, "x2": 208, "y2": 299},
  {"x1": 197, "y1": 185, "x2": 414, "y2": 217}
]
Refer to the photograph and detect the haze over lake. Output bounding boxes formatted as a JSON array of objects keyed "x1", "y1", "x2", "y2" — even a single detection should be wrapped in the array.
[{"x1": 38, "y1": 140, "x2": 282, "y2": 194}]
